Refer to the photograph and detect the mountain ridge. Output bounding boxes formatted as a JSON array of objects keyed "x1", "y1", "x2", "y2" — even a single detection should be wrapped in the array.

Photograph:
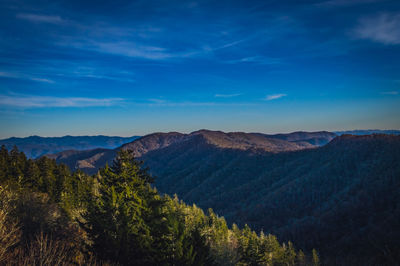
[{"x1": 46, "y1": 130, "x2": 336, "y2": 174}]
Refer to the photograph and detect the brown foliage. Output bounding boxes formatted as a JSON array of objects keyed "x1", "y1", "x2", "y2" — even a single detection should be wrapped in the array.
[{"x1": 0, "y1": 186, "x2": 22, "y2": 264}]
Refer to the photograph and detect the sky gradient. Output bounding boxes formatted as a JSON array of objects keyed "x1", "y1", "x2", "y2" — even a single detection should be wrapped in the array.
[{"x1": 0, "y1": 0, "x2": 399, "y2": 138}]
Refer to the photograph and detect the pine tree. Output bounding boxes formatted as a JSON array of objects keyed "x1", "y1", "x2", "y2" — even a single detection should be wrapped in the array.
[
  {"x1": 297, "y1": 249, "x2": 306, "y2": 265},
  {"x1": 9, "y1": 146, "x2": 25, "y2": 184},
  {"x1": 36, "y1": 157, "x2": 55, "y2": 194},
  {"x1": 312, "y1": 248, "x2": 320, "y2": 266},
  {"x1": 52, "y1": 163, "x2": 70, "y2": 202},
  {"x1": 81, "y1": 149, "x2": 163, "y2": 265},
  {"x1": 0, "y1": 145, "x2": 9, "y2": 182},
  {"x1": 24, "y1": 159, "x2": 40, "y2": 189}
]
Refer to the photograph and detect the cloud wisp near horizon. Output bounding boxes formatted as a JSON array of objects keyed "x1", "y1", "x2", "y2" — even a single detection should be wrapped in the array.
[{"x1": 0, "y1": 0, "x2": 399, "y2": 137}]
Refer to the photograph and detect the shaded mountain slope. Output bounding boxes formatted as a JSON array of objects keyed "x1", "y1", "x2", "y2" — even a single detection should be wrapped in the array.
[
  {"x1": 0, "y1": 135, "x2": 139, "y2": 158},
  {"x1": 46, "y1": 148, "x2": 117, "y2": 172},
  {"x1": 121, "y1": 132, "x2": 187, "y2": 157},
  {"x1": 190, "y1": 130, "x2": 312, "y2": 151},
  {"x1": 265, "y1": 131, "x2": 337, "y2": 146},
  {"x1": 142, "y1": 134, "x2": 400, "y2": 265}
]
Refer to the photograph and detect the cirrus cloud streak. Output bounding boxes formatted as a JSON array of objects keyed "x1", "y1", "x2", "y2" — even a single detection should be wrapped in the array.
[
  {"x1": 0, "y1": 94, "x2": 124, "y2": 108},
  {"x1": 265, "y1": 94, "x2": 287, "y2": 101}
]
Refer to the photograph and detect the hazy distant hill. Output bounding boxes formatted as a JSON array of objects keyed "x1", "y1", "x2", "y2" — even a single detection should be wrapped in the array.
[
  {"x1": 46, "y1": 132, "x2": 187, "y2": 172},
  {"x1": 47, "y1": 130, "x2": 331, "y2": 173},
  {"x1": 0, "y1": 135, "x2": 140, "y2": 158},
  {"x1": 264, "y1": 131, "x2": 337, "y2": 146},
  {"x1": 335, "y1": 129, "x2": 400, "y2": 135}
]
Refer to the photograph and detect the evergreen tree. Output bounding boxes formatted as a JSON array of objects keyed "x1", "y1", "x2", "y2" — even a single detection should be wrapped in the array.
[
  {"x1": 24, "y1": 159, "x2": 40, "y2": 189},
  {"x1": 297, "y1": 250, "x2": 306, "y2": 265},
  {"x1": 35, "y1": 157, "x2": 55, "y2": 195},
  {"x1": 52, "y1": 163, "x2": 70, "y2": 202},
  {"x1": 0, "y1": 145, "x2": 9, "y2": 182},
  {"x1": 81, "y1": 150, "x2": 164, "y2": 265},
  {"x1": 164, "y1": 196, "x2": 211, "y2": 265},
  {"x1": 312, "y1": 249, "x2": 320, "y2": 266},
  {"x1": 9, "y1": 146, "x2": 25, "y2": 185}
]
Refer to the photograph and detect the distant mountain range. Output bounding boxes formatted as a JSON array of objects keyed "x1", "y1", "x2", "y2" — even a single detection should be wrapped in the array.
[
  {"x1": 2, "y1": 129, "x2": 397, "y2": 160},
  {"x1": 46, "y1": 130, "x2": 337, "y2": 174},
  {"x1": 0, "y1": 135, "x2": 140, "y2": 158},
  {"x1": 335, "y1": 129, "x2": 400, "y2": 135}
]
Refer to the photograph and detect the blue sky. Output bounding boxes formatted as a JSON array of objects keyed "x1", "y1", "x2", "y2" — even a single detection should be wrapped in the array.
[{"x1": 0, "y1": 0, "x2": 399, "y2": 138}]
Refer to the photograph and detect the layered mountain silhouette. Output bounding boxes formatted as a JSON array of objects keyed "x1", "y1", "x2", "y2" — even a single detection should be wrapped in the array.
[
  {"x1": 46, "y1": 130, "x2": 336, "y2": 173},
  {"x1": 0, "y1": 135, "x2": 139, "y2": 158}
]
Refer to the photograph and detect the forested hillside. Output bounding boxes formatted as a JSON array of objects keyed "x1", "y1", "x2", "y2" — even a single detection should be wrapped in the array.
[
  {"x1": 0, "y1": 135, "x2": 139, "y2": 158},
  {"x1": 141, "y1": 134, "x2": 400, "y2": 265},
  {"x1": 0, "y1": 146, "x2": 315, "y2": 265}
]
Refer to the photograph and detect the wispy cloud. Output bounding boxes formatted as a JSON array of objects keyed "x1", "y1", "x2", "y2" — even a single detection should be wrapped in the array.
[
  {"x1": 145, "y1": 99, "x2": 253, "y2": 107},
  {"x1": 0, "y1": 94, "x2": 124, "y2": 108},
  {"x1": 89, "y1": 42, "x2": 174, "y2": 60},
  {"x1": 16, "y1": 13, "x2": 184, "y2": 61},
  {"x1": 315, "y1": 0, "x2": 379, "y2": 8},
  {"x1": 265, "y1": 94, "x2": 287, "y2": 101},
  {"x1": 16, "y1": 13, "x2": 66, "y2": 24},
  {"x1": 66, "y1": 40, "x2": 195, "y2": 60},
  {"x1": 29, "y1": 77, "x2": 54, "y2": 83},
  {"x1": 0, "y1": 72, "x2": 19, "y2": 78},
  {"x1": 147, "y1": 98, "x2": 166, "y2": 104},
  {"x1": 147, "y1": 101, "x2": 218, "y2": 107},
  {"x1": 381, "y1": 91, "x2": 399, "y2": 95},
  {"x1": 214, "y1": 93, "x2": 241, "y2": 98},
  {"x1": 352, "y1": 13, "x2": 400, "y2": 45},
  {"x1": 14, "y1": 11, "x2": 289, "y2": 63},
  {"x1": 68, "y1": 67, "x2": 135, "y2": 82},
  {"x1": 225, "y1": 56, "x2": 283, "y2": 65},
  {"x1": 0, "y1": 71, "x2": 54, "y2": 83}
]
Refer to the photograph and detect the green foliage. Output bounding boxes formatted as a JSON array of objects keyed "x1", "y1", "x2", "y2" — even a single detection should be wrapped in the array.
[{"x1": 81, "y1": 150, "x2": 162, "y2": 264}]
